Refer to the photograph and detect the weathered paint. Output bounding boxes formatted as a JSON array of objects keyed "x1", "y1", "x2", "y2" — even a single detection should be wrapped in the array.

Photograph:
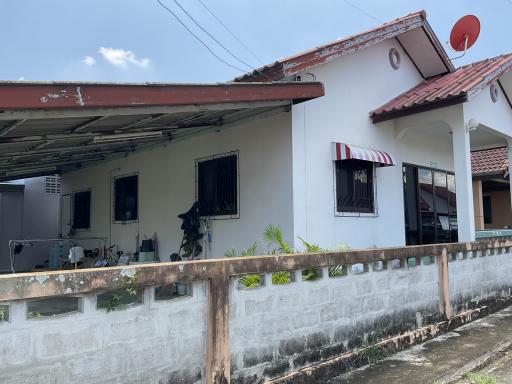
[
  {"x1": 0, "y1": 82, "x2": 324, "y2": 110},
  {"x1": 206, "y1": 276, "x2": 230, "y2": 384},
  {"x1": 264, "y1": 305, "x2": 497, "y2": 384},
  {"x1": 235, "y1": 11, "x2": 452, "y2": 83},
  {"x1": 438, "y1": 248, "x2": 452, "y2": 319},
  {"x1": 1, "y1": 238, "x2": 510, "y2": 302}
]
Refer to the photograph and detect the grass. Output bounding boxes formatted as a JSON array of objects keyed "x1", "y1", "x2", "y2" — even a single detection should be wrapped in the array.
[
  {"x1": 465, "y1": 373, "x2": 496, "y2": 384},
  {"x1": 358, "y1": 343, "x2": 391, "y2": 366}
]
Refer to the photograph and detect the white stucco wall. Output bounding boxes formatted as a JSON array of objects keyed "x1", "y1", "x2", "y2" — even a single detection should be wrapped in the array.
[
  {"x1": 0, "y1": 178, "x2": 61, "y2": 272},
  {"x1": 19, "y1": 177, "x2": 61, "y2": 270},
  {"x1": 61, "y1": 112, "x2": 294, "y2": 260},
  {"x1": 464, "y1": 83, "x2": 512, "y2": 140},
  {"x1": 291, "y1": 39, "x2": 455, "y2": 249}
]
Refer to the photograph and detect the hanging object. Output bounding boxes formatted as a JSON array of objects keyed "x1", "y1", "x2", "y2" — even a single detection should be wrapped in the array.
[{"x1": 448, "y1": 15, "x2": 481, "y2": 60}]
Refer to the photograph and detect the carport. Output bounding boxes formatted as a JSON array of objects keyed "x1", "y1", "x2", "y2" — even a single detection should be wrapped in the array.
[
  {"x1": 0, "y1": 80, "x2": 324, "y2": 273},
  {"x1": 0, "y1": 81, "x2": 323, "y2": 180}
]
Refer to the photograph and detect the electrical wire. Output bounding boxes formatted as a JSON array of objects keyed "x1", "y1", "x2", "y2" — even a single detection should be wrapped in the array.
[
  {"x1": 196, "y1": 0, "x2": 264, "y2": 65},
  {"x1": 343, "y1": 0, "x2": 382, "y2": 24},
  {"x1": 171, "y1": 0, "x2": 259, "y2": 73},
  {"x1": 155, "y1": 0, "x2": 246, "y2": 72}
]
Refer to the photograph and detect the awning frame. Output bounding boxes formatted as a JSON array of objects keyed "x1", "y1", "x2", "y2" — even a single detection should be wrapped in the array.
[{"x1": 331, "y1": 142, "x2": 396, "y2": 167}]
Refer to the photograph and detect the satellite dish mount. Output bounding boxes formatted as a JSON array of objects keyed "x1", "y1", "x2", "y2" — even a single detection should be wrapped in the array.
[{"x1": 448, "y1": 15, "x2": 480, "y2": 60}]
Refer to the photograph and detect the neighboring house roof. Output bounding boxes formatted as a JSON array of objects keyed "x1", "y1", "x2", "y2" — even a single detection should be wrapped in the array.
[
  {"x1": 370, "y1": 53, "x2": 512, "y2": 122},
  {"x1": 471, "y1": 147, "x2": 508, "y2": 177},
  {"x1": 0, "y1": 81, "x2": 324, "y2": 181},
  {"x1": 235, "y1": 10, "x2": 453, "y2": 82}
]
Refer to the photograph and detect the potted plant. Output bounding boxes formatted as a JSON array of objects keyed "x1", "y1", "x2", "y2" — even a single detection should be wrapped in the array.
[
  {"x1": 171, "y1": 201, "x2": 204, "y2": 261},
  {"x1": 171, "y1": 202, "x2": 204, "y2": 295}
]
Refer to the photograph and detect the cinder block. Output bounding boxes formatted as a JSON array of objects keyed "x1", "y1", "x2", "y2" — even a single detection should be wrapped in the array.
[
  {"x1": 245, "y1": 296, "x2": 274, "y2": 316},
  {"x1": 35, "y1": 327, "x2": 100, "y2": 359}
]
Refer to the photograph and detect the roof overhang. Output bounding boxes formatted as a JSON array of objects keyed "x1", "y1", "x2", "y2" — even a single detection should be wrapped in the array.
[
  {"x1": 370, "y1": 53, "x2": 512, "y2": 123},
  {"x1": 235, "y1": 10, "x2": 453, "y2": 82},
  {"x1": 0, "y1": 81, "x2": 324, "y2": 181}
]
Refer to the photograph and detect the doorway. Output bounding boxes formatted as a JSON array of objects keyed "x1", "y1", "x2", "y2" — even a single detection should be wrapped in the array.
[{"x1": 403, "y1": 164, "x2": 458, "y2": 245}]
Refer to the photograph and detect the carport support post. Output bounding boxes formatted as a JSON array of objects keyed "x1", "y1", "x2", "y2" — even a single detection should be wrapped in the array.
[
  {"x1": 507, "y1": 140, "x2": 512, "y2": 215},
  {"x1": 452, "y1": 121, "x2": 475, "y2": 242},
  {"x1": 205, "y1": 276, "x2": 230, "y2": 384}
]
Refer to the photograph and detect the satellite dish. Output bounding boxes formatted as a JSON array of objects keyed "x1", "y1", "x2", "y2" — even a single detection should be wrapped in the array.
[{"x1": 449, "y1": 15, "x2": 480, "y2": 53}]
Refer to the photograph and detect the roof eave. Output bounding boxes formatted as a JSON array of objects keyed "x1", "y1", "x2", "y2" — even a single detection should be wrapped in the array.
[
  {"x1": 0, "y1": 81, "x2": 325, "y2": 111},
  {"x1": 421, "y1": 18, "x2": 455, "y2": 74},
  {"x1": 370, "y1": 93, "x2": 468, "y2": 123}
]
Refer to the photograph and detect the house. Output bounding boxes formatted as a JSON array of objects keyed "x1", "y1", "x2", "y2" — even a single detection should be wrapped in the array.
[
  {"x1": 472, "y1": 147, "x2": 512, "y2": 230},
  {"x1": 2, "y1": 10, "x2": 512, "y2": 268}
]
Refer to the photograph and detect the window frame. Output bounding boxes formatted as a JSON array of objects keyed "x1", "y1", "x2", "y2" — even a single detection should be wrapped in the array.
[
  {"x1": 402, "y1": 162, "x2": 458, "y2": 245},
  {"x1": 333, "y1": 159, "x2": 378, "y2": 217},
  {"x1": 195, "y1": 151, "x2": 240, "y2": 220},
  {"x1": 112, "y1": 173, "x2": 139, "y2": 224},
  {"x1": 72, "y1": 189, "x2": 92, "y2": 231}
]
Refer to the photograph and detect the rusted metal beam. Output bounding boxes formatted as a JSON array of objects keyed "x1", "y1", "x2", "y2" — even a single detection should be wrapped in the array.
[
  {"x1": 29, "y1": 140, "x2": 56, "y2": 151},
  {"x1": 67, "y1": 115, "x2": 110, "y2": 133},
  {"x1": 0, "y1": 119, "x2": 26, "y2": 136},
  {"x1": 0, "y1": 129, "x2": 172, "y2": 145},
  {"x1": 118, "y1": 113, "x2": 169, "y2": 130},
  {"x1": 0, "y1": 82, "x2": 324, "y2": 110},
  {"x1": 0, "y1": 141, "x2": 135, "y2": 159},
  {"x1": 0, "y1": 100, "x2": 291, "y2": 121}
]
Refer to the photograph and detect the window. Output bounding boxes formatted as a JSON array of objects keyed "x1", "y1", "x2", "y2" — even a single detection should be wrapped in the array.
[
  {"x1": 335, "y1": 159, "x2": 374, "y2": 213},
  {"x1": 402, "y1": 164, "x2": 458, "y2": 245},
  {"x1": 45, "y1": 175, "x2": 61, "y2": 194},
  {"x1": 114, "y1": 175, "x2": 138, "y2": 222},
  {"x1": 197, "y1": 154, "x2": 238, "y2": 216},
  {"x1": 483, "y1": 196, "x2": 492, "y2": 224},
  {"x1": 73, "y1": 190, "x2": 91, "y2": 230}
]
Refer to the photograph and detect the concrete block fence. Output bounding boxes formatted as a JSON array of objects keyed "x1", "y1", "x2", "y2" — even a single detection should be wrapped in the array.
[{"x1": 1, "y1": 239, "x2": 512, "y2": 383}]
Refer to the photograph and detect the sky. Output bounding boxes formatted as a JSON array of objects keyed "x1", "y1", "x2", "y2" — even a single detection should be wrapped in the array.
[{"x1": 0, "y1": 1, "x2": 510, "y2": 83}]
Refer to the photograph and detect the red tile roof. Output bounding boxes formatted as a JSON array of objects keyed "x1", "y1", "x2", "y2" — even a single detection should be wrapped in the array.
[
  {"x1": 370, "y1": 53, "x2": 512, "y2": 122},
  {"x1": 235, "y1": 10, "x2": 452, "y2": 82},
  {"x1": 471, "y1": 147, "x2": 508, "y2": 176}
]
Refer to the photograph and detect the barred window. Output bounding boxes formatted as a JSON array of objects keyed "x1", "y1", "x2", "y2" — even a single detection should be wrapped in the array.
[
  {"x1": 197, "y1": 154, "x2": 237, "y2": 216},
  {"x1": 45, "y1": 175, "x2": 61, "y2": 194},
  {"x1": 73, "y1": 190, "x2": 91, "y2": 230},
  {"x1": 114, "y1": 175, "x2": 138, "y2": 222},
  {"x1": 335, "y1": 159, "x2": 374, "y2": 213}
]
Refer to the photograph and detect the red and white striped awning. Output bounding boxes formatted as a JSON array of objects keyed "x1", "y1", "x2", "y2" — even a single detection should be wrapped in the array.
[{"x1": 331, "y1": 142, "x2": 396, "y2": 166}]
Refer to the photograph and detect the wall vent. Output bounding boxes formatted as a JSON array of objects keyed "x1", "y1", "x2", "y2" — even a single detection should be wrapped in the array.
[{"x1": 45, "y1": 175, "x2": 61, "y2": 194}]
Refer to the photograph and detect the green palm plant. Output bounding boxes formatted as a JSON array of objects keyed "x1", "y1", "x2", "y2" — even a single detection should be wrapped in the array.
[
  {"x1": 264, "y1": 224, "x2": 293, "y2": 254},
  {"x1": 225, "y1": 243, "x2": 262, "y2": 289},
  {"x1": 227, "y1": 225, "x2": 351, "y2": 285}
]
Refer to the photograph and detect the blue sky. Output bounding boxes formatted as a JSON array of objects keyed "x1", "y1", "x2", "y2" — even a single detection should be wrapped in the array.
[{"x1": 0, "y1": 1, "x2": 510, "y2": 83}]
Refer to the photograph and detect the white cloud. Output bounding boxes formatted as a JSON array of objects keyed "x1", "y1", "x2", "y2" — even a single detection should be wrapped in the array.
[
  {"x1": 17, "y1": 76, "x2": 25, "y2": 81},
  {"x1": 98, "y1": 47, "x2": 150, "y2": 69},
  {"x1": 82, "y1": 56, "x2": 96, "y2": 66}
]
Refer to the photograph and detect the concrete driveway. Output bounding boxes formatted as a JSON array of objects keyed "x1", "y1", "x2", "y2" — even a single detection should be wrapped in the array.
[{"x1": 328, "y1": 306, "x2": 512, "y2": 384}]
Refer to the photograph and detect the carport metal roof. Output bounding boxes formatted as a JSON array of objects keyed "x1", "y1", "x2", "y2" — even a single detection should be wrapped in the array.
[{"x1": 0, "y1": 81, "x2": 324, "y2": 181}]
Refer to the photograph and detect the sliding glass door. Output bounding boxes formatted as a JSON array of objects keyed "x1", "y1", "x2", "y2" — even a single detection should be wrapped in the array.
[{"x1": 403, "y1": 164, "x2": 458, "y2": 245}]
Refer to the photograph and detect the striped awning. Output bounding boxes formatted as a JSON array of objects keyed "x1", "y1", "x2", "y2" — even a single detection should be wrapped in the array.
[{"x1": 331, "y1": 142, "x2": 396, "y2": 166}]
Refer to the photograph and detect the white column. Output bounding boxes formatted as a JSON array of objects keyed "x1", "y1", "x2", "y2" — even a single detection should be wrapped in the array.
[
  {"x1": 506, "y1": 141, "x2": 512, "y2": 217},
  {"x1": 452, "y1": 121, "x2": 475, "y2": 242},
  {"x1": 291, "y1": 103, "x2": 308, "y2": 248}
]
